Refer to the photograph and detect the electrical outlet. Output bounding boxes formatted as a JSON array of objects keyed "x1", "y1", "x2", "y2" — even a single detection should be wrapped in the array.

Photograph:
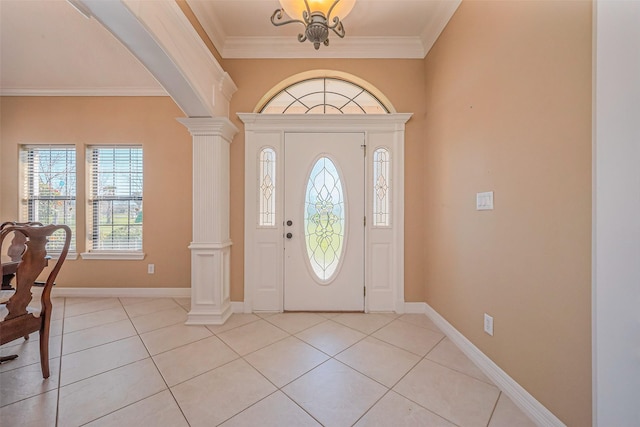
[
  {"x1": 148, "y1": 264, "x2": 155, "y2": 274},
  {"x1": 484, "y1": 313, "x2": 494, "y2": 336}
]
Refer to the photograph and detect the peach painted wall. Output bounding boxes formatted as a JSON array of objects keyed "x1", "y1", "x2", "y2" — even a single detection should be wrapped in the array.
[
  {"x1": 222, "y1": 59, "x2": 427, "y2": 302},
  {"x1": 0, "y1": 3, "x2": 593, "y2": 422},
  {"x1": 0, "y1": 96, "x2": 192, "y2": 288},
  {"x1": 421, "y1": 1, "x2": 592, "y2": 426}
]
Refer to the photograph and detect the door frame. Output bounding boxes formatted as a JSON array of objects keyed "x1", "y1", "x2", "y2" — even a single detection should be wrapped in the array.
[{"x1": 239, "y1": 113, "x2": 412, "y2": 313}]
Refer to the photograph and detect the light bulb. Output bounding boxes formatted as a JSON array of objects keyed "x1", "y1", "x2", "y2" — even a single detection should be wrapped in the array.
[{"x1": 278, "y1": 0, "x2": 355, "y2": 20}]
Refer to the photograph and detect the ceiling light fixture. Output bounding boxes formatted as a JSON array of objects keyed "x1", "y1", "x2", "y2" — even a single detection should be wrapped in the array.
[{"x1": 271, "y1": 0, "x2": 356, "y2": 50}]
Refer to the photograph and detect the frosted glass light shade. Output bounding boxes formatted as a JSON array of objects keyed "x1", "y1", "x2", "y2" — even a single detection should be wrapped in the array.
[{"x1": 279, "y1": 0, "x2": 356, "y2": 20}]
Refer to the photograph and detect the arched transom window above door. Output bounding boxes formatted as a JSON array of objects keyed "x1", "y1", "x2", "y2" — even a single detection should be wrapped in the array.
[
  {"x1": 241, "y1": 70, "x2": 410, "y2": 313},
  {"x1": 257, "y1": 71, "x2": 394, "y2": 114}
]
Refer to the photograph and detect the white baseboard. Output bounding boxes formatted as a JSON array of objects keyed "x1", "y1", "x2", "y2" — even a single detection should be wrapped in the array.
[
  {"x1": 37, "y1": 287, "x2": 246, "y2": 311},
  {"x1": 231, "y1": 301, "x2": 244, "y2": 313},
  {"x1": 403, "y1": 302, "x2": 428, "y2": 314},
  {"x1": 405, "y1": 302, "x2": 565, "y2": 427},
  {"x1": 46, "y1": 287, "x2": 191, "y2": 299},
  {"x1": 37, "y1": 290, "x2": 554, "y2": 425}
]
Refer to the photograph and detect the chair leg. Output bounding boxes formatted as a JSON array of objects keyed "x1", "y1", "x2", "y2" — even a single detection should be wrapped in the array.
[{"x1": 39, "y1": 318, "x2": 51, "y2": 379}]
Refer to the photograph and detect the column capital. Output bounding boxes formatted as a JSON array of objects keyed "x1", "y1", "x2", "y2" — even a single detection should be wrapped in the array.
[{"x1": 177, "y1": 117, "x2": 238, "y2": 142}]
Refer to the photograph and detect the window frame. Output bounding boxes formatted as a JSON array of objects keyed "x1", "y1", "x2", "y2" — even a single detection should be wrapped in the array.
[
  {"x1": 372, "y1": 146, "x2": 392, "y2": 228},
  {"x1": 80, "y1": 145, "x2": 145, "y2": 260},
  {"x1": 260, "y1": 77, "x2": 390, "y2": 114},
  {"x1": 19, "y1": 144, "x2": 78, "y2": 258},
  {"x1": 258, "y1": 146, "x2": 277, "y2": 227}
]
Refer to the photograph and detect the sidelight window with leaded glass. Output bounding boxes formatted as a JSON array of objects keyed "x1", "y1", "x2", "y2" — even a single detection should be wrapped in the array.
[
  {"x1": 373, "y1": 148, "x2": 391, "y2": 227},
  {"x1": 258, "y1": 147, "x2": 276, "y2": 227}
]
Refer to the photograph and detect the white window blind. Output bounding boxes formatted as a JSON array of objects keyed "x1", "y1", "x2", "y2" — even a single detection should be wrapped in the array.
[
  {"x1": 87, "y1": 146, "x2": 143, "y2": 251},
  {"x1": 21, "y1": 145, "x2": 77, "y2": 252}
]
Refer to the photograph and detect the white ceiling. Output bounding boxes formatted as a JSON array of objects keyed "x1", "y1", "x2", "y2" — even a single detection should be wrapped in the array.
[
  {"x1": 187, "y1": 0, "x2": 461, "y2": 58},
  {"x1": 0, "y1": 0, "x2": 164, "y2": 95},
  {"x1": 0, "y1": 0, "x2": 460, "y2": 95}
]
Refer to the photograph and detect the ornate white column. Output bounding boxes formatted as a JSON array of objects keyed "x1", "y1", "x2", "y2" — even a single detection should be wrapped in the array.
[{"x1": 178, "y1": 117, "x2": 238, "y2": 325}]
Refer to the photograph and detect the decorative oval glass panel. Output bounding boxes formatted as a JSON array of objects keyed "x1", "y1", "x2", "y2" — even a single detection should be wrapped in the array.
[{"x1": 304, "y1": 157, "x2": 345, "y2": 281}]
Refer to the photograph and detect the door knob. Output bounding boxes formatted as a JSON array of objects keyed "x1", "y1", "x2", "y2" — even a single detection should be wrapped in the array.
[
  {"x1": 286, "y1": 220, "x2": 293, "y2": 226},
  {"x1": 286, "y1": 232, "x2": 293, "y2": 239}
]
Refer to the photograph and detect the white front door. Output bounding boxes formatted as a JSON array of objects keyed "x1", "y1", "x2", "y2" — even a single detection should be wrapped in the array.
[{"x1": 283, "y1": 132, "x2": 365, "y2": 311}]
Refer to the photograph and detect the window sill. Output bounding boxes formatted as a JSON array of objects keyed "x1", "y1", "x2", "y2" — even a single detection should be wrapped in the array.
[
  {"x1": 80, "y1": 252, "x2": 145, "y2": 261},
  {"x1": 47, "y1": 252, "x2": 79, "y2": 261}
]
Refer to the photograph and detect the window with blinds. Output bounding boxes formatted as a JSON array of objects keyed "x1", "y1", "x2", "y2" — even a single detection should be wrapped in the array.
[
  {"x1": 20, "y1": 145, "x2": 77, "y2": 252},
  {"x1": 87, "y1": 146, "x2": 143, "y2": 251}
]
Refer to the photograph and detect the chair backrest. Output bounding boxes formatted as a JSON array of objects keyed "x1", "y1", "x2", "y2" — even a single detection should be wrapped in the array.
[
  {"x1": 0, "y1": 222, "x2": 43, "y2": 262},
  {"x1": 0, "y1": 223, "x2": 71, "y2": 325}
]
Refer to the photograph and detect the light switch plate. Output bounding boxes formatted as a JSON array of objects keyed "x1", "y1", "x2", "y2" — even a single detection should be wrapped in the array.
[
  {"x1": 476, "y1": 191, "x2": 494, "y2": 210},
  {"x1": 484, "y1": 313, "x2": 494, "y2": 336}
]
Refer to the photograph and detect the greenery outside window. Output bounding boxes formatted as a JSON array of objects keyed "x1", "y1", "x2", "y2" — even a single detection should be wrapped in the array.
[
  {"x1": 83, "y1": 146, "x2": 143, "y2": 259},
  {"x1": 20, "y1": 145, "x2": 77, "y2": 254}
]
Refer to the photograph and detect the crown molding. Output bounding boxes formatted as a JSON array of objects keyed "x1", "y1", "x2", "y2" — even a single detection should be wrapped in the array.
[
  {"x1": 420, "y1": 0, "x2": 462, "y2": 56},
  {"x1": 185, "y1": 0, "x2": 227, "y2": 59},
  {"x1": 221, "y1": 36, "x2": 426, "y2": 59},
  {"x1": 0, "y1": 87, "x2": 168, "y2": 97},
  {"x1": 185, "y1": 0, "x2": 461, "y2": 60}
]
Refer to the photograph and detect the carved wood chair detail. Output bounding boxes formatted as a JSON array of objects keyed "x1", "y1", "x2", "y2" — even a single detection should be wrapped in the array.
[
  {"x1": 0, "y1": 223, "x2": 71, "y2": 378},
  {"x1": 1, "y1": 221, "x2": 43, "y2": 290}
]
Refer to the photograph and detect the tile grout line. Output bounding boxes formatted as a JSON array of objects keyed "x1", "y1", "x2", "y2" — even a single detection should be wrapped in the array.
[
  {"x1": 56, "y1": 328, "x2": 151, "y2": 387},
  {"x1": 139, "y1": 312, "x2": 472, "y2": 399},
  {"x1": 345, "y1": 328, "x2": 448, "y2": 427},
  {"x1": 373, "y1": 334, "x2": 467, "y2": 427},
  {"x1": 38, "y1": 302, "x2": 509, "y2": 426},
  {"x1": 74, "y1": 297, "x2": 191, "y2": 426},
  {"x1": 227, "y1": 314, "x2": 437, "y2": 427},
  {"x1": 485, "y1": 391, "x2": 503, "y2": 427},
  {"x1": 193, "y1": 315, "x2": 367, "y2": 425},
  {"x1": 61, "y1": 298, "x2": 187, "y2": 359},
  {"x1": 60, "y1": 329, "x2": 139, "y2": 358},
  {"x1": 55, "y1": 297, "x2": 67, "y2": 427},
  {"x1": 228, "y1": 326, "x2": 335, "y2": 426},
  {"x1": 336, "y1": 325, "x2": 398, "y2": 427},
  {"x1": 137, "y1": 298, "x2": 251, "y2": 425},
  {"x1": 424, "y1": 355, "x2": 497, "y2": 387}
]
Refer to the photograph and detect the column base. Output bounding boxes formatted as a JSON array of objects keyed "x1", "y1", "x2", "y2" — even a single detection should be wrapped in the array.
[
  {"x1": 187, "y1": 241, "x2": 232, "y2": 325},
  {"x1": 186, "y1": 301, "x2": 232, "y2": 325}
]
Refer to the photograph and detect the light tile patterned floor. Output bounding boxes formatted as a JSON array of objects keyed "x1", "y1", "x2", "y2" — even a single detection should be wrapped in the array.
[{"x1": 0, "y1": 296, "x2": 537, "y2": 426}]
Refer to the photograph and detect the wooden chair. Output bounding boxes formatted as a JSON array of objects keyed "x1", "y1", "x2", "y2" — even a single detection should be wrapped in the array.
[
  {"x1": 1, "y1": 221, "x2": 42, "y2": 290},
  {"x1": 0, "y1": 223, "x2": 71, "y2": 378}
]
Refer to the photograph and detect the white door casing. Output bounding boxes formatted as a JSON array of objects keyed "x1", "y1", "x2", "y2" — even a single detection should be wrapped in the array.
[
  {"x1": 240, "y1": 114, "x2": 412, "y2": 313},
  {"x1": 284, "y1": 132, "x2": 365, "y2": 311}
]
